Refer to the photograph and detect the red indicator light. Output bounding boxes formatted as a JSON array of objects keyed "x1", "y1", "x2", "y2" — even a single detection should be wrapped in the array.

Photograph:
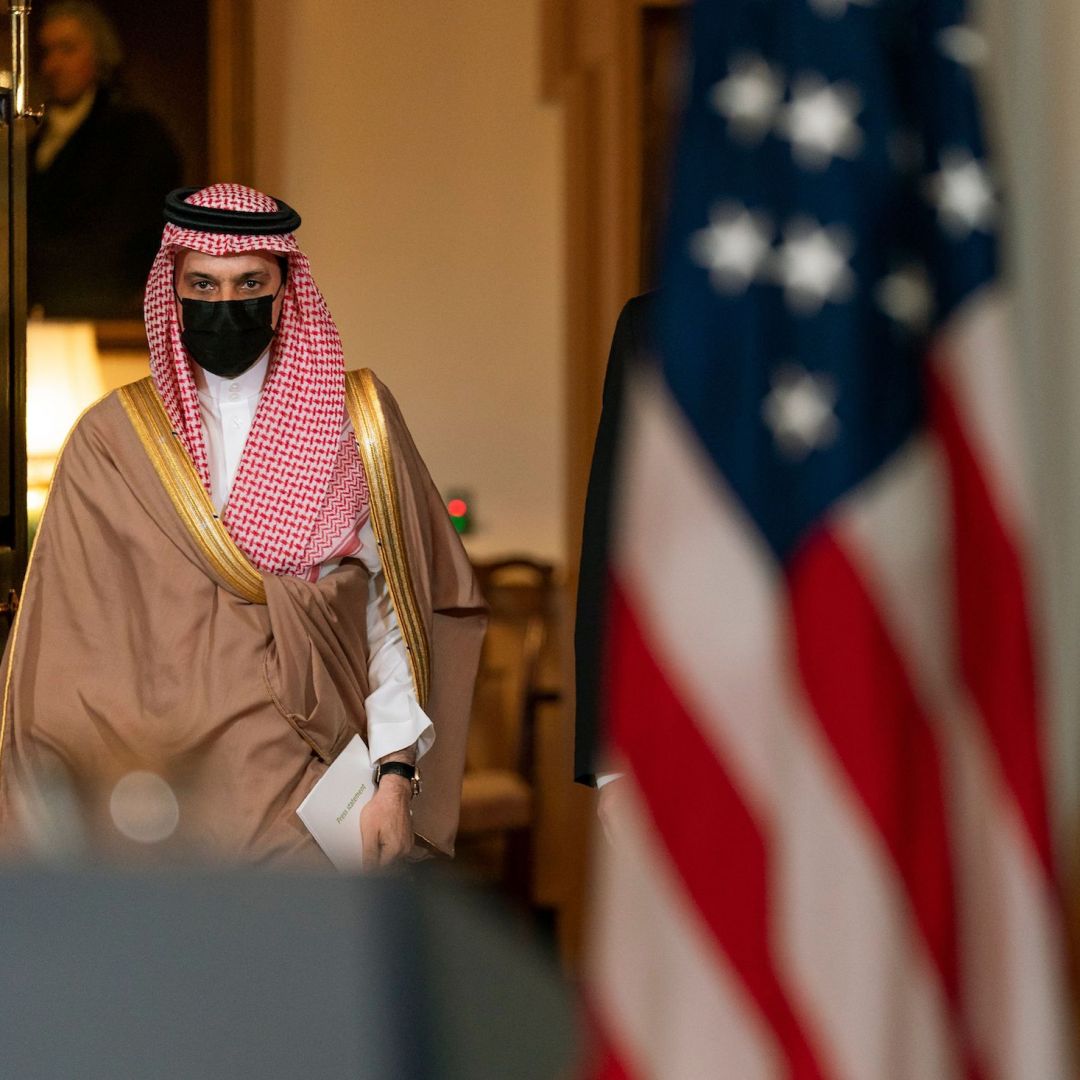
[{"x1": 447, "y1": 498, "x2": 468, "y2": 518}]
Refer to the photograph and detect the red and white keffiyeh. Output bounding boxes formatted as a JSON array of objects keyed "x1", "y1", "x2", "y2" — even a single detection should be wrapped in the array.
[{"x1": 144, "y1": 183, "x2": 369, "y2": 580}]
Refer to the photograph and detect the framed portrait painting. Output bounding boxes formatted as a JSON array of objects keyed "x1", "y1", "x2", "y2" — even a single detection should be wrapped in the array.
[{"x1": 27, "y1": 0, "x2": 253, "y2": 343}]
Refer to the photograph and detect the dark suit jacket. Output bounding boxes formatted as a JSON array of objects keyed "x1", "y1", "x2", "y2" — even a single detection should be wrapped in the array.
[
  {"x1": 29, "y1": 87, "x2": 182, "y2": 318},
  {"x1": 574, "y1": 292, "x2": 656, "y2": 784}
]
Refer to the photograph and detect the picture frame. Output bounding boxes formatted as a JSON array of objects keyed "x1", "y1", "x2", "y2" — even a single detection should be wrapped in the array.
[{"x1": 28, "y1": 0, "x2": 253, "y2": 346}]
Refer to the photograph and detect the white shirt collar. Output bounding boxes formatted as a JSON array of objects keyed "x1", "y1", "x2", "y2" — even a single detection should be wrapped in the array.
[
  {"x1": 192, "y1": 348, "x2": 271, "y2": 403},
  {"x1": 45, "y1": 85, "x2": 96, "y2": 134}
]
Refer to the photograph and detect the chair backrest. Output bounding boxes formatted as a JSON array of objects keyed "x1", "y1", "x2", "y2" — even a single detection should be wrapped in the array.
[{"x1": 467, "y1": 557, "x2": 556, "y2": 775}]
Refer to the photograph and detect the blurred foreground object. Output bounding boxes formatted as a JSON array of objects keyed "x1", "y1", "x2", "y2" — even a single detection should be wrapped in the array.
[
  {"x1": 585, "y1": 0, "x2": 1073, "y2": 1077},
  {"x1": 0, "y1": 865, "x2": 576, "y2": 1079}
]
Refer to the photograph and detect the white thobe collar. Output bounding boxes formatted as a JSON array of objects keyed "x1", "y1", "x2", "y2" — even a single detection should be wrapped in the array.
[
  {"x1": 192, "y1": 349, "x2": 271, "y2": 405},
  {"x1": 191, "y1": 349, "x2": 272, "y2": 513}
]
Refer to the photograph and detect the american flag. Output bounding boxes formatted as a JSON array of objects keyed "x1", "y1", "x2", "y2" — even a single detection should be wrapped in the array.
[{"x1": 587, "y1": 0, "x2": 1073, "y2": 1077}]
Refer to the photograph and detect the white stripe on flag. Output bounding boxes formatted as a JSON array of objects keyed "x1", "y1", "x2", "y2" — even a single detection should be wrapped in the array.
[
  {"x1": 834, "y1": 435, "x2": 1073, "y2": 1080},
  {"x1": 612, "y1": 367, "x2": 962, "y2": 1080},
  {"x1": 589, "y1": 779, "x2": 781, "y2": 1080},
  {"x1": 931, "y1": 287, "x2": 1033, "y2": 534}
]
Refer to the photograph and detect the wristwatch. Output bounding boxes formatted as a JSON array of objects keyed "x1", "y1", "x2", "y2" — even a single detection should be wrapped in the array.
[{"x1": 374, "y1": 760, "x2": 422, "y2": 797}]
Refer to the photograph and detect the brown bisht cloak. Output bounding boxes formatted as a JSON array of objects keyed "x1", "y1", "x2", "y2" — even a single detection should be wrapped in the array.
[{"x1": 0, "y1": 369, "x2": 485, "y2": 864}]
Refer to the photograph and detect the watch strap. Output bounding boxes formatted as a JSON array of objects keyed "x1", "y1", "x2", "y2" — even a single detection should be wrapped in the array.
[{"x1": 375, "y1": 761, "x2": 421, "y2": 795}]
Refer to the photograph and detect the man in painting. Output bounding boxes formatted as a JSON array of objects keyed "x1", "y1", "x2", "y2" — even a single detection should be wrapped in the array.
[
  {"x1": 2, "y1": 184, "x2": 486, "y2": 868},
  {"x1": 29, "y1": 1, "x2": 182, "y2": 317}
]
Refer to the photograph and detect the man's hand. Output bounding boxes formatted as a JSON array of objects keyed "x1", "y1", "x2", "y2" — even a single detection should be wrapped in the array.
[
  {"x1": 597, "y1": 777, "x2": 629, "y2": 846},
  {"x1": 359, "y1": 774, "x2": 414, "y2": 868}
]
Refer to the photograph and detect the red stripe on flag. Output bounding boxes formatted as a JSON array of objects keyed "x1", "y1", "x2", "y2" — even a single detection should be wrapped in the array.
[
  {"x1": 606, "y1": 577, "x2": 831, "y2": 1080},
  {"x1": 786, "y1": 529, "x2": 961, "y2": 1006},
  {"x1": 579, "y1": 1001, "x2": 640, "y2": 1080},
  {"x1": 589, "y1": 1049, "x2": 636, "y2": 1080},
  {"x1": 928, "y1": 366, "x2": 1053, "y2": 876}
]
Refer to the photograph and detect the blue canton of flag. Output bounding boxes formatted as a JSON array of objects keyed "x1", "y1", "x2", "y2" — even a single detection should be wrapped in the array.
[{"x1": 656, "y1": 0, "x2": 997, "y2": 558}]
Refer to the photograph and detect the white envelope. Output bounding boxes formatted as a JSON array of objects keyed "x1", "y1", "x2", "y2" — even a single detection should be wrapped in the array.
[{"x1": 296, "y1": 734, "x2": 374, "y2": 872}]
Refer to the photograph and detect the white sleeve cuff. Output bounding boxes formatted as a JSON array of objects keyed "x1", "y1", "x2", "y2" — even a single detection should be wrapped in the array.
[
  {"x1": 366, "y1": 692, "x2": 435, "y2": 763},
  {"x1": 595, "y1": 772, "x2": 625, "y2": 789}
]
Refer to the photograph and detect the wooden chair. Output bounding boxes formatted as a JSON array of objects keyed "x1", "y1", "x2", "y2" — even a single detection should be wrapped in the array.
[{"x1": 457, "y1": 556, "x2": 558, "y2": 901}]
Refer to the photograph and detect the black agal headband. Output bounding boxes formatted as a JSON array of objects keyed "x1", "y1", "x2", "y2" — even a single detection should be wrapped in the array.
[{"x1": 163, "y1": 188, "x2": 302, "y2": 236}]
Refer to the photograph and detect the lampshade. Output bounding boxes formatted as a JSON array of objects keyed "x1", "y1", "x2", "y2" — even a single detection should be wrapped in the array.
[{"x1": 27, "y1": 320, "x2": 105, "y2": 467}]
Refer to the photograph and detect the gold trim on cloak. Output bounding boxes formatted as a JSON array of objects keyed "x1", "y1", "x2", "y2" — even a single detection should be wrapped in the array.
[
  {"x1": 118, "y1": 378, "x2": 267, "y2": 604},
  {"x1": 345, "y1": 369, "x2": 431, "y2": 708},
  {"x1": 117, "y1": 372, "x2": 431, "y2": 707}
]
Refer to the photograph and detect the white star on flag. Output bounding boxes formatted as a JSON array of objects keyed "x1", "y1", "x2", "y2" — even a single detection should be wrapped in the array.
[
  {"x1": 926, "y1": 149, "x2": 997, "y2": 238},
  {"x1": 936, "y1": 25, "x2": 989, "y2": 67},
  {"x1": 710, "y1": 53, "x2": 785, "y2": 143},
  {"x1": 809, "y1": 0, "x2": 876, "y2": 18},
  {"x1": 762, "y1": 364, "x2": 840, "y2": 459},
  {"x1": 770, "y1": 217, "x2": 856, "y2": 314},
  {"x1": 690, "y1": 203, "x2": 774, "y2": 294},
  {"x1": 777, "y1": 74, "x2": 863, "y2": 170},
  {"x1": 876, "y1": 263, "x2": 934, "y2": 333}
]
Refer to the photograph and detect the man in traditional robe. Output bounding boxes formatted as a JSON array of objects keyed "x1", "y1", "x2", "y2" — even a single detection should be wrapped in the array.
[{"x1": 0, "y1": 184, "x2": 486, "y2": 867}]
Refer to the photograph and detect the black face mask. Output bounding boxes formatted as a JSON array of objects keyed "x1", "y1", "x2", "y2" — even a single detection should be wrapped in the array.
[{"x1": 178, "y1": 290, "x2": 280, "y2": 378}]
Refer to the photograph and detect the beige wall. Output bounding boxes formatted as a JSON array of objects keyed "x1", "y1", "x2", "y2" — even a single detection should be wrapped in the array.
[{"x1": 253, "y1": 1, "x2": 564, "y2": 563}]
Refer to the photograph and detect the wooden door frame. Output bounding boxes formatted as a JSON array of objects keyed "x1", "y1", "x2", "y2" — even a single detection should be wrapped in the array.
[
  {"x1": 542, "y1": 0, "x2": 686, "y2": 970},
  {"x1": 545, "y1": 0, "x2": 684, "y2": 589}
]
